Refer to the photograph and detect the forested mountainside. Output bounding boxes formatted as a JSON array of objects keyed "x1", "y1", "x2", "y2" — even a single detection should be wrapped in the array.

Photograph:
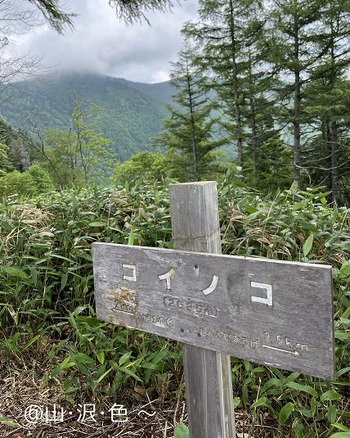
[
  {"x1": 115, "y1": 78, "x2": 174, "y2": 105},
  {"x1": 0, "y1": 73, "x2": 173, "y2": 161}
]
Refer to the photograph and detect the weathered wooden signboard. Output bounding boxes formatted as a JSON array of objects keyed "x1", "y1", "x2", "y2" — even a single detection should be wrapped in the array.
[
  {"x1": 93, "y1": 181, "x2": 335, "y2": 438},
  {"x1": 93, "y1": 242, "x2": 334, "y2": 380}
]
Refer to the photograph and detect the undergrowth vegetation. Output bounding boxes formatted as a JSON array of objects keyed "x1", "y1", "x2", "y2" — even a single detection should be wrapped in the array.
[{"x1": 0, "y1": 178, "x2": 349, "y2": 437}]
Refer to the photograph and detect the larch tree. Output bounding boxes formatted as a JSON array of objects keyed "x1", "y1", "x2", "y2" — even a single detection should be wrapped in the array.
[
  {"x1": 183, "y1": 0, "x2": 265, "y2": 178},
  {"x1": 265, "y1": 0, "x2": 326, "y2": 188},
  {"x1": 154, "y1": 43, "x2": 225, "y2": 182},
  {"x1": 303, "y1": 0, "x2": 350, "y2": 203},
  {"x1": 27, "y1": 0, "x2": 176, "y2": 29}
]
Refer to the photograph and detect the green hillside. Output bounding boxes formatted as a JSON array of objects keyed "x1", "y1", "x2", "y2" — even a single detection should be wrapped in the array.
[
  {"x1": 115, "y1": 78, "x2": 175, "y2": 104},
  {"x1": 0, "y1": 73, "x2": 173, "y2": 161}
]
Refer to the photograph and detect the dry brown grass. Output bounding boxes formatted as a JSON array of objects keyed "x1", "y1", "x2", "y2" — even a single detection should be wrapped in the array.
[{"x1": 0, "y1": 357, "x2": 279, "y2": 437}]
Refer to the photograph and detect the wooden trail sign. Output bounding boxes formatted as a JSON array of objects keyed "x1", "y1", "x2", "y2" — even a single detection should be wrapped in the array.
[
  {"x1": 93, "y1": 242, "x2": 334, "y2": 379},
  {"x1": 170, "y1": 181, "x2": 235, "y2": 438},
  {"x1": 93, "y1": 181, "x2": 335, "y2": 437}
]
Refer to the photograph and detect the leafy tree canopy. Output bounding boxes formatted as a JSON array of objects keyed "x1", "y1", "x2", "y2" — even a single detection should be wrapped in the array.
[{"x1": 112, "y1": 151, "x2": 171, "y2": 185}]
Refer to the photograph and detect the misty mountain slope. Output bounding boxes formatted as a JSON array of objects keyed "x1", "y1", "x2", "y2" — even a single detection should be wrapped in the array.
[
  {"x1": 0, "y1": 73, "x2": 172, "y2": 161},
  {"x1": 115, "y1": 78, "x2": 175, "y2": 104}
]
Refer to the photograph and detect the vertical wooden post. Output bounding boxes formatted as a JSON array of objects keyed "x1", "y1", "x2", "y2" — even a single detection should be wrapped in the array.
[{"x1": 169, "y1": 181, "x2": 236, "y2": 438}]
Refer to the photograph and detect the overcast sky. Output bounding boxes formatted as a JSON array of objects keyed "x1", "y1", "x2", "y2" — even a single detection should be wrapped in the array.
[{"x1": 7, "y1": 0, "x2": 198, "y2": 84}]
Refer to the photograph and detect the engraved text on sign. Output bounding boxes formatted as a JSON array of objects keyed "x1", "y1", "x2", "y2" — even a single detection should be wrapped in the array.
[{"x1": 93, "y1": 243, "x2": 334, "y2": 379}]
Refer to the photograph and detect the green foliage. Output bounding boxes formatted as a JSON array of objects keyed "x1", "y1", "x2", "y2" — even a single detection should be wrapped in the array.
[
  {"x1": 30, "y1": 0, "x2": 177, "y2": 29},
  {"x1": 112, "y1": 150, "x2": 229, "y2": 185},
  {"x1": 107, "y1": 0, "x2": 175, "y2": 24},
  {"x1": 0, "y1": 170, "x2": 37, "y2": 197},
  {"x1": 0, "y1": 74, "x2": 170, "y2": 162},
  {"x1": 242, "y1": 136, "x2": 293, "y2": 194},
  {"x1": 174, "y1": 423, "x2": 189, "y2": 438},
  {"x1": 0, "y1": 142, "x2": 14, "y2": 175},
  {"x1": 43, "y1": 104, "x2": 115, "y2": 189},
  {"x1": 0, "y1": 180, "x2": 349, "y2": 436},
  {"x1": 0, "y1": 164, "x2": 54, "y2": 198},
  {"x1": 154, "y1": 43, "x2": 226, "y2": 181},
  {"x1": 0, "y1": 119, "x2": 32, "y2": 173},
  {"x1": 179, "y1": 0, "x2": 350, "y2": 203},
  {"x1": 29, "y1": 0, "x2": 75, "y2": 33},
  {"x1": 112, "y1": 151, "x2": 171, "y2": 185},
  {"x1": 27, "y1": 164, "x2": 55, "y2": 192}
]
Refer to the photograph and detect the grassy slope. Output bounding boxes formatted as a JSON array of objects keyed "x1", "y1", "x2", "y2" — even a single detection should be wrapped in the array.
[{"x1": 0, "y1": 181, "x2": 349, "y2": 437}]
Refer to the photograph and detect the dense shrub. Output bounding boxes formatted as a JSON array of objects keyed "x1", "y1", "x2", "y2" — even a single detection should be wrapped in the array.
[{"x1": 0, "y1": 166, "x2": 54, "y2": 198}]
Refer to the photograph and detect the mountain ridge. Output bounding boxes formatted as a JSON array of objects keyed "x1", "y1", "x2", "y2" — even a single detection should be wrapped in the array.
[{"x1": 0, "y1": 73, "x2": 174, "y2": 161}]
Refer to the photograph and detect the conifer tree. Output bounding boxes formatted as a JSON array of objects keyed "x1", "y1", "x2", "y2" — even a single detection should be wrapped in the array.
[
  {"x1": 183, "y1": 0, "x2": 265, "y2": 177},
  {"x1": 303, "y1": 0, "x2": 350, "y2": 203},
  {"x1": 265, "y1": 0, "x2": 325, "y2": 188},
  {"x1": 154, "y1": 44, "x2": 225, "y2": 181}
]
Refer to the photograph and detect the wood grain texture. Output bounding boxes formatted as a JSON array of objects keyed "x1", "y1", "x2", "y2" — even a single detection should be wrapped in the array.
[
  {"x1": 169, "y1": 181, "x2": 222, "y2": 254},
  {"x1": 93, "y1": 181, "x2": 335, "y2": 438},
  {"x1": 169, "y1": 181, "x2": 236, "y2": 438},
  {"x1": 92, "y1": 242, "x2": 335, "y2": 380}
]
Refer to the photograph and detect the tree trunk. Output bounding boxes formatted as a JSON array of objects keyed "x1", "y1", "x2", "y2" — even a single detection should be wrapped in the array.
[
  {"x1": 229, "y1": 0, "x2": 244, "y2": 179},
  {"x1": 330, "y1": 121, "x2": 338, "y2": 204},
  {"x1": 293, "y1": 12, "x2": 302, "y2": 188}
]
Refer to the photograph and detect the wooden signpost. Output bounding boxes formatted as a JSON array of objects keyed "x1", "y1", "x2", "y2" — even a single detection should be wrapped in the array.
[{"x1": 92, "y1": 182, "x2": 335, "y2": 437}]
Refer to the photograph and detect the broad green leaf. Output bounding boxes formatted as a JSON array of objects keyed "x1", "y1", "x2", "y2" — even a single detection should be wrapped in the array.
[
  {"x1": 97, "y1": 351, "x2": 105, "y2": 365},
  {"x1": 287, "y1": 180, "x2": 299, "y2": 195},
  {"x1": 48, "y1": 254, "x2": 74, "y2": 263},
  {"x1": 303, "y1": 234, "x2": 314, "y2": 257},
  {"x1": 128, "y1": 229, "x2": 135, "y2": 246},
  {"x1": 142, "y1": 362, "x2": 165, "y2": 371},
  {"x1": 339, "y1": 261, "x2": 350, "y2": 279},
  {"x1": 337, "y1": 367, "x2": 350, "y2": 378},
  {"x1": 50, "y1": 358, "x2": 76, "y2": 378},
  {"x1": 60, "y1": 272, "x2": 68, "y2": 290},
  {"x1": 251, "y1": 397, "x2": 268, "y2": 408},
  {"x1": 2, "y1": 266, "x2": 28, "y2": 279},
  {"x1": 243, "y1": 210, "x2": 261, "y2": 226},
  {"x1": 335, "y1": 331, "x2": 350, "y2": 341},
  {"x1": 89, "y1": 221, "x2": 106, "y2": 227},
  {"x1": 331, "y1": 424, "x2": 350, "y2": 432},
  {"x1": 120, "y1": 366, "x2": 142, "y2": 381},
  {"x1": 96, "y1": 368, "x2": 112, "y2": 384},
  {"x1": 320, "y1": 389, "x2": 342, "y2": 402},
  {"x1": 329, "y1": 433, "x2": 350, "y2": 438},
  {"x1": 174, "y1": 423, "x2": 189, "y2": 438},
  {"x1": 148, "y1": 345, "x2": 169, "y2": 364},
  {"x1": 278, "y1": 402, "x2": 294, "y2": 425},
  {"x1": 119, "y1": 352, "x2": 132, "y2": 366},
  {"x1": 285, "y1": 381, "x2": 318, "y2": 398},
  {"x1": 71, "y1": 306, "x2": 87, "y2": 316},
  {"x1": 29, "y1": 266, "x2": 38, "y2": 286},
  {"x1": 341, "y1": 307, "x2": 350, "y2": 320},
  {"x1": 328, "y1": 406, "x2": 337, "y2": 424},
  {"x1": 71, "y1": 352, "x2": 95, "y2": 364}
]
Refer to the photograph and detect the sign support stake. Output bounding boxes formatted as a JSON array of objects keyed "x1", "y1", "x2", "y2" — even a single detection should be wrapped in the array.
[{"x1": 169, "y1": 181, "x2": 236, "y2": 438}]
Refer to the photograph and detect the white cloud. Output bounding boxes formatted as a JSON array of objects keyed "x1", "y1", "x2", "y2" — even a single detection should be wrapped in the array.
[{"x1": 4, "y1": 0, "x2": 198, "y2": 83}]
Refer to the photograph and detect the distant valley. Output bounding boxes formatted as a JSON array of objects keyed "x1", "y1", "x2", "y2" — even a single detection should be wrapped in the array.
[{"x1": 0, "y1": 73, "x2": 174, "y2": 161}]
